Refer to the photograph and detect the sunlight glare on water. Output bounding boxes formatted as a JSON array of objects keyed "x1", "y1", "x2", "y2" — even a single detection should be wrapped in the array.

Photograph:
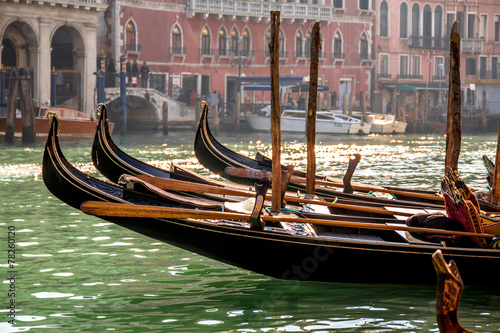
[{"x1": 1, "y1": 131, "x2": 499, "y2": 332}]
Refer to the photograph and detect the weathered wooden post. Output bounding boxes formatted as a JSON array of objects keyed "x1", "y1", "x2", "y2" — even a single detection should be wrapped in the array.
[
  {"x1": 326, "y1": 91, "x2": 332, "y2": 112},
  {"x1": 332, "y1": 91, "x2": 337, "y2": 109},
  {"x1": 391, "y1": 90, "x2": 397, "y2": 116},
  {"x1": 413, "y1": 91, "x2": 419, "y2": 133},
  {"x1": 162, "y1": 101, "x2": 169, "y2": 135},
  {"x1": 18, "y1": 68, "x2": 36, "y2": 143},
  {"x1": 445, "y1": 21, "x2": 461, "y2": 173},
  {"x1": 0, "y1": 65, "x2": 5, "y2": 116},
  {"x1": 482, "y1": 90, "x2": 487, "y2": 132},
  {"x1": 5, "y1": 68, "x2": 19, "y2": 143},
  {"x1": 235, "y1": 91, "x2": 241, "y2": 132},
  {"x1": 348, "y1": 92, "x2": 354, "y2": 116},
  {"x1": 342, "y1": 92, "x2": 347, "y2": 114},
  {"x1": 270, "y1": 11, "x2": 281, "y2": 211},
  {"x1": 119, "y1": 52, "x2": 127, "y2": 132},
  {"x1": 360, "y1": 91, "x2": 366, "y2": 122},
  {"x1": 306, "y1": 22, "x2": 320, "y2": 195}
]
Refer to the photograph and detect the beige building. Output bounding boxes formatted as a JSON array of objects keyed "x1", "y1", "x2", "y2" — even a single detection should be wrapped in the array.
[{"x1": 0, "y1": 0, "x2": 107, "y2": 115}]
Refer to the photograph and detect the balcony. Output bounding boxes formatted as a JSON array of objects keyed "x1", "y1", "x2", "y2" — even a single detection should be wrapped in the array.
[
  {"x1": 125, "y1": 43, "x2": 142, "y2": 54},
  {"x1": 377, "y1": 73, "x2": 392, "y2": 80},
  {"x1": 397, "y1": 74, "x2": 423, "y2": 80},
  {"x1": 467, "y1": 70, "x2": 500, "y2": 81},
  {"x1": 409, "y1": 35, "x2": 447, "y2": 50},
  {"x1": 461, "y1": 38, "x2": 483, "y2": 53},
  {"x1": 186, "y1": 0, "x2": 332, "y2": 24},
  {"x1": 170, "y1": 47, "x2": 186, "y2": 62},
  {"x1": 432, "y1": 74, "x2": 446, "y2": 81}
]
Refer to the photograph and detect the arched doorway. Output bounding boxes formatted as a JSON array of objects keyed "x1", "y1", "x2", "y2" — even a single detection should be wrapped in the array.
[
  {"x1": 1, "y1": 39, "x2": 16, "y2": 67},
  {"x1": 50, "y1": 26, "x2": 85, "y2": 110}
]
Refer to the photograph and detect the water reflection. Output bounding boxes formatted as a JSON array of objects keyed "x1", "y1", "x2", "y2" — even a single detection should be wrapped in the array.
[{"x1": 1, "y1": 132, "x2": 500, "y2": 331}]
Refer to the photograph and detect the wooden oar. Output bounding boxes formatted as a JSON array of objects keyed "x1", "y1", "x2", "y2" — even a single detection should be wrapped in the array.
[
  {"x1": 81, "y1": 201, "x2": 495, "y2": 239},
  {"x1": 224, "y1": 166, "x2": 444, "y2": 202},
  {"x1": 135, "y1": 174, "x2": 414, "y2": 217}
]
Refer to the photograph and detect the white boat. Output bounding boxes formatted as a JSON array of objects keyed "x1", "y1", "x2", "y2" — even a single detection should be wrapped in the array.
[
  {"x1": 245, "y1": 108, "x2": 372, "y2": 135},
  {"x1": 365, "y1": 114, "x2": 407, "y2": 134}
]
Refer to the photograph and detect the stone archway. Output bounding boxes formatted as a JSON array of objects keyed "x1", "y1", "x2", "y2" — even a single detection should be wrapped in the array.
[
  {"x1": 1, "y1": 21, "x2": 39, "y2": 100},
  {"x1": 107, "y1": 95, "x2": 158, "y2": 131},
  {"x1": 50, "y1": 26, "x2": 85, "y2": 110}
]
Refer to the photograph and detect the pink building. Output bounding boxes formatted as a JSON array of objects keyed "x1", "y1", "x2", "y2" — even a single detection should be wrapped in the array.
[
  {"x1": 103, "y1": 0, "x2": 376, "y2": 112},
  {"x1": 372, "y1": 0, "x2": 500, "y2": 117}
]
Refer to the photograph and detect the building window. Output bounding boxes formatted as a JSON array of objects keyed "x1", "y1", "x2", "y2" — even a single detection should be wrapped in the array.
[
  {"x1": 360, "y1": 33, "x2": 368, "y2": 59},
  {"x1": 359, "y1": 0, "x2": 369, "y2": 10},
  {"x1": 230, "y1": 27, "x2": 239, "y2": 55},
  {"x1": 125, "y1": 20, "x2": 137, "y2": 51},
  {"x1": 242, "y1": 28, "x2": 251, "y2": 56},
  {"x1": 492, "y1": 57, "x2": 499, "y2": 79},
  {"x1": 400, "y1": 3, "x2": 408, "y2": 38},
  {"x1": 435, "y1": 57, "x2": 444, "y2": 77},
  {"x1": 380, "y1": 54, "x2": 389, "y2": 75},
  {"x1": 333, "y1": 0, "x2": 342, "y2": 9},
  {"x1": 380, "y1": 1, "x2": 389, "y2": 37},
  {"x1": 468, "y1": 14, "x2": 476, "y2": 39},
  {"x1": 218, "y1": 27, "x2": 227, "y2": 56},
  {"x1": 305, "y1": 30, "x2": 311, "y2": 57},
  {"x1": 480, "y1": 56, "x2": 487, "y2": 79},
  {"x1": 466, "y1": 58, "x2": 477, "y2": 76},
  {"x1": 201, "y1": 26, "x2": 211, "y2": 55},
  {"x1": 400, "y1": 55, "x2": 409, "y2": 78},
  {"x1": 265, "y1": 28, "x2": 285, "y2": 57},
  {"x1": 423, "y1": 4, "x2": 432, "y2": 47},
  {"x1": 295, "y1": 30, "x2": 303, "y2": 58},
  {"x1": 171, "y1": 24, "x2": 182, "y2": 53},
  {"x1": 480, "y1": 14, "x2": 487, "y2": 40},
  {"x1": 435, "y1": 6, "x2": 443, "y2": 48},
  {"x1": 495, "y1": 15, "x2": 500, "y2": 42},
  {"x1": 333, "y1": 30, "x2": 342, "y2": 59},
  {"x1": 411, "y1": 55, "x2": 421, "y2": 77},
  {"x1": 411, "y1": 3, "x2": 420, "y2": 37}
]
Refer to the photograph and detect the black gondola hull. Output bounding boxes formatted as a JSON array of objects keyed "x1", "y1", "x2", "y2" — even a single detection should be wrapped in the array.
[{"x1": 43, "y1": 114, "x2": 500, "y2": 285}]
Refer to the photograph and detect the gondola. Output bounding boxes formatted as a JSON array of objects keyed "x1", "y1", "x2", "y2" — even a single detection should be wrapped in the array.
[
  {"x1": 194, "y1": 102, "x2": 445, "y2": 208},
  {"x1": 91, "y1": 104, "x2": 431, "y2": 218},
  {"x1": 43, "y1": 113, "x2": 500, "y2": 285},
  {"x1": 91, "y1": 104, "x2": 215, "y2": 185}
]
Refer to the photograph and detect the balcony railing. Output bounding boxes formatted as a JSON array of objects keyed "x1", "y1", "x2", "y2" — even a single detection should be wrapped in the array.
[
  {"x1": 125, "y1": 44, "x2": 142, "y2": 52},
  {"x1": 170, "y1": 47, "x2": 186, "y2": 55},
  {"x1": 432, "y1": 74, "x2": 446, "y2": 81},
  {"x1": 469, "y1": 70, "x2": 500, "y2": 80},
  {"x1": 332, "y1": 52, "x2": 345, "y2": 60},
  {"x1": 186, "y1": 0, "x2": 332, "y2": 20},
  {"x1": 378, "y1": 73, "x2": 392, "y2": 79},
  {"x1": 409, "y1": 35, "x2": 447, "y2": 50},
  {"x1": 200, "y1": 48, "x2": 216, "y2": 56},
  {"x1": 264, "y1": 50, "x2": 288, "y2": 58},
  {"x1": 397, "y1": 74, "x2": 423, "y2": 80},
  {"x1": 461, "y1": 38, "x2": 483, "y2": 53}
]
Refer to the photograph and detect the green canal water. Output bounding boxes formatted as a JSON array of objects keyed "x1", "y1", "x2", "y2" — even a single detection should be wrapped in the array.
[{"x1": 1, "y1": 130, "x2": 500, "y2": 332}]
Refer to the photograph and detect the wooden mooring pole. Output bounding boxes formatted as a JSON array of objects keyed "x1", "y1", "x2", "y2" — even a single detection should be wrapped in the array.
[
  {"x1": 445, "y1": 21, "x2": 461, "y2": 173},
  {"x1": 305, "y1": 22, "x2": 320, "y2": 195},
  {"x1": 270, "y1": 11, "x2": 281, "y2": 211}
]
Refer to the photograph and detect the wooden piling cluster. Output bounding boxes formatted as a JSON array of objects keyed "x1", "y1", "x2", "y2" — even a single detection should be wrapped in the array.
[{"x1": 5, "y1": 68, "x2": 36, "y2": 143}]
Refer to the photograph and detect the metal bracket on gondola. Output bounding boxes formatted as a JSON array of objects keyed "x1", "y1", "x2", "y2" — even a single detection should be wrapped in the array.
[{"x1": 249, "y1": 178, "x2": 269, "y2": 230}]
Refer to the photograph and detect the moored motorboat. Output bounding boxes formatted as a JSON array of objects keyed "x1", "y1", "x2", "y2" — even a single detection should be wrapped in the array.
[
  {"x1": 245, "y1": 107, "x2": 371, "y2": 135},
  {"x1": 43, "y1": 112, "x2": 500, "y2": 285},
  {"x1": 365, "y1": 113, "x2": 407, "y2": 134},
  {"x1": 0, "y1": 106, "x2": 114, "y2": 136},
  {"x1": 195, "y1": 102, "x2": 445, "y2": 208}
]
